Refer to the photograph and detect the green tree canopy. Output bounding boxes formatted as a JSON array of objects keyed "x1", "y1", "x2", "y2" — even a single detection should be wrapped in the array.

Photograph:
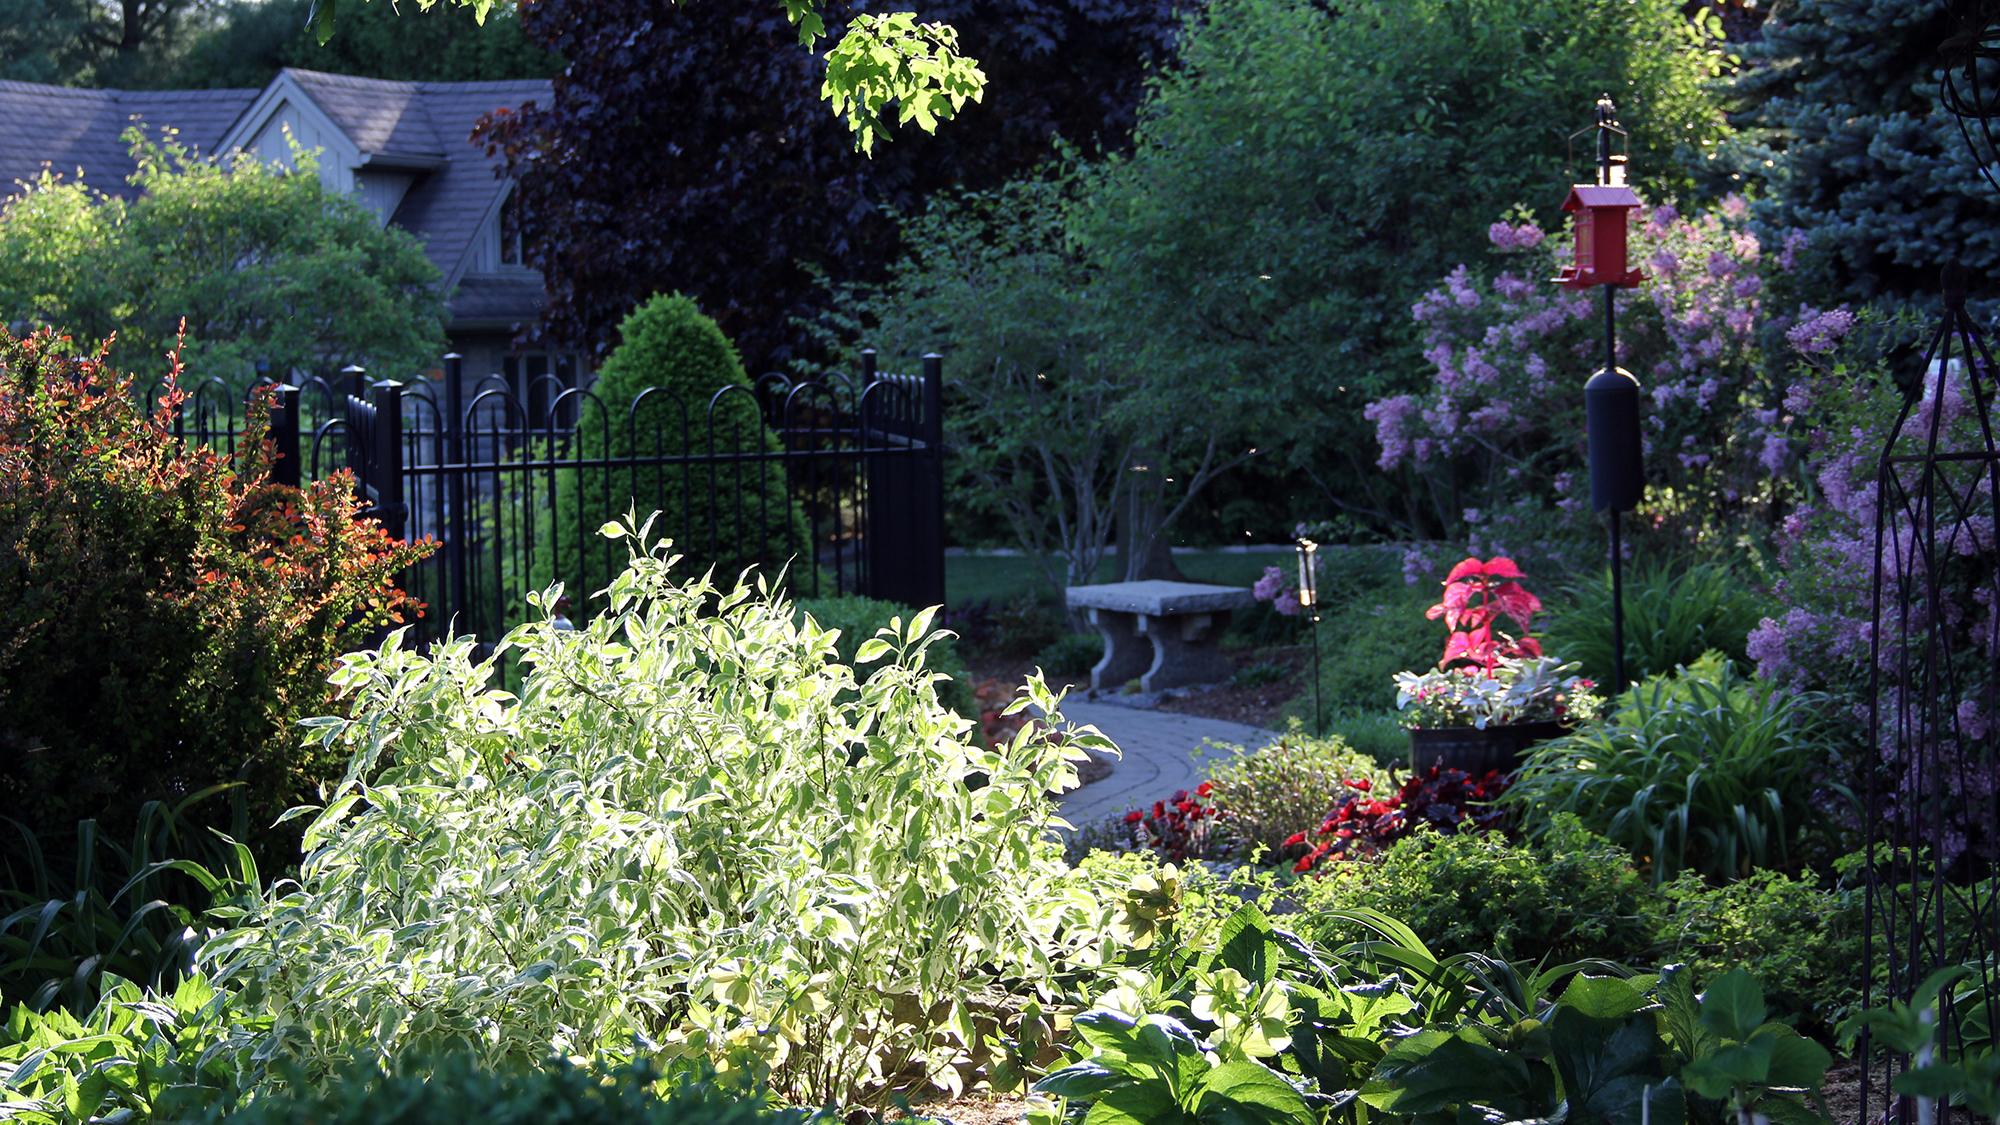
[
  {"x1": 863, "y1": 0, "x2": 1731, "y2": 567},
  {"x1": 1069, "y1": 0, "x2": 1728, "y2": 541},
  {"x1": 173, "y1": 0, "x2": 562, "y2": 89},
  {"x1": 0, "y1": 130, "x2": 446, "y2": 386},
  {"x1": 349, "y1": 0, "x2": 984, "y2": 151},
  {"x1": 0, "y1": 0, "x2": 209, "y2": 87}
]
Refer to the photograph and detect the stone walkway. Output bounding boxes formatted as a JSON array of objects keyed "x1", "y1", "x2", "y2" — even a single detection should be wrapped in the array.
[{"x1": 1049, "y1": 698, "x2": 1281, "y2": 831}]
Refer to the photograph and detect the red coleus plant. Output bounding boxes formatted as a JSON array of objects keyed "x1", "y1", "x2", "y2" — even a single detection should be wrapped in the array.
[
  {"x1": 1427, "y1": 556, "x2": 1543, "y2": 674},
  {"x1": 1122, "y1": 781, "x2": 1228, "y2": 864},
  {"x1": 1284, "y1": 765, "x2": 1510, "y2": 873}
]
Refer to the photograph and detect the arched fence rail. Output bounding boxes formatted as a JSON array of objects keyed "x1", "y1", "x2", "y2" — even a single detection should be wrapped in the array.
[{"x1": 143, "y1": 350, "x2": 946, "y2": 648}]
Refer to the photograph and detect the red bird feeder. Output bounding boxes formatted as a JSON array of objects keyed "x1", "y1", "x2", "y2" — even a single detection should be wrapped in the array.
[
  {"x1": 1554, "y1": 184, "x2": 1644, "y2": 289},
  {"x1": 1553, "y1": 97, "x2": 1645, "y2": 290}
]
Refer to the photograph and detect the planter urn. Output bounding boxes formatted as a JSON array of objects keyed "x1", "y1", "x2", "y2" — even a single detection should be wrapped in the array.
[{"x1": 1407, "y1": 720, "x2": 1569, "y2": 777}]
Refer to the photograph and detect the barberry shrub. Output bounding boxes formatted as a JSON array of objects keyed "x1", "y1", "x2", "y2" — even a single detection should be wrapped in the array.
[{"x1": 0, "y1": 329, "x2": 429, "y2": 858}]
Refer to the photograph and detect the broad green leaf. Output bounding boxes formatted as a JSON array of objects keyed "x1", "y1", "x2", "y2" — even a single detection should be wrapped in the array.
[
  {"x1": 1559, "y1": 975, "x2": 1649, "y2": 1021},
  {"x1": 1214, "y1": 905, "x2": 1279, "y2": 986},
  {"x1": 1548, "y1": 1007, "x2": 1680, "y2": 1125},
  {"x1": 1680, "y1": 1037, "x2": 1775, "y2": 1100},
  {"x1": 1760, "y1": 1028, "x2": 1831, "y2": 1090},
  {"x1": 1038, "y1": 1060, "x2": 1129, "y2": 1100},
  {"x1": 1199, "y1": 1058, "x2": 1312, "y2": 1122},
  {"x1": 1363, "y1": 1029, "x2": 1546, "y2": 1118},
  {"x1": 1087, "y1": 1081, "x2": 1185, "y2": 1125},
  {"x1": 1697, "y1": 970, "x2": 1766, "y2": 1042}
]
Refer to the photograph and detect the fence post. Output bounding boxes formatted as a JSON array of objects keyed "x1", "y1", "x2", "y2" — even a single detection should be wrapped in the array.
[
  {"x1": 371, "y1": 380, "x2": 406, "y2": 542},
  {"x1": 862, "y1": 353, "x2": 947, "y2": 610},
  {"x1": 443, "y1": 354, "x2": 467, "y2": 636},
  {"x1": 270, "y1": 383, "x2": 301, "y2": 490},
  {"x1": 916, "y1": 353, "x2": 946, "y2": 609}
]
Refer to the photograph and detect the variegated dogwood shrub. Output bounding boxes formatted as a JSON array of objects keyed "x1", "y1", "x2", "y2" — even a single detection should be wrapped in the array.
[{"x1": 205, "y1": 516, "x2": 1116, "y2": 1106}]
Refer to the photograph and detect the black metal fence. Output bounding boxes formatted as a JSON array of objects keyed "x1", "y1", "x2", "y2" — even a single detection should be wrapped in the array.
[{"x1": 148, "y1": 350, "x2": 946, "y2": 646}]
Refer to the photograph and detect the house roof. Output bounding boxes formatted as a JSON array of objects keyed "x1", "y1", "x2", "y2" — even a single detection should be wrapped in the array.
[
  {"x1": 286, "y1": 70, "x2": 448, "y2": 164},
  {"x1": 450, "y1": 273, "x2": 548, "y2": 332},
  {"x1": 0, "y1": 70, "x2": 552, "y2": 333},
  {"x1": 0, "y1": 81, "x2": 260, "y2": 196}
]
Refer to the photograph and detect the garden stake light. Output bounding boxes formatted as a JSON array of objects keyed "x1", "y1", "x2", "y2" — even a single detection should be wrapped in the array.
[
  {"x1": 1556, "y1": 96, "x2": 1646, "y2": 693},
  {"x1": 1296, "y1": 537, "x2": 1322, "y2": 732}
]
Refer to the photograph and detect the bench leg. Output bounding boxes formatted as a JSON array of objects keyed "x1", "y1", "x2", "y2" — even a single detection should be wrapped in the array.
[
  {"x1": 1138, "y1": 610, "x2": 1233, "y2": 693},
  {"x1": 1087, "y1": 608, "x2": 1151, "y2": 691}
]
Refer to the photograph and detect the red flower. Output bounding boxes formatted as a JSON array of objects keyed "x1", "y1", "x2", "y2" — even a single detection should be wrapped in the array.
[
  {"x1": 1196, "y1": 781, "x2": 1213, "y2": 797},
  {"x1": 1123, "y1": 810, "x2": 1144, "y2": 825},
  {"x1": 1348, "y1": 777, "x2": 1372, "y2": 792},
  {"x1": 1283, "y1": 831, "x2": 1307, "y2": 846}
]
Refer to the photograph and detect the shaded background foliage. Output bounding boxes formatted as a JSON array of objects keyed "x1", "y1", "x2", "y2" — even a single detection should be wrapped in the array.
[
  {"x1": 0, "y1": 136, "x2": 447, "y2": 388},
  {"x1": 474, "y1": 0, "x2": 1194, "y2": 372},
  {"x1": 174, "y1": 0, "x2": 563, "y2": 88}
]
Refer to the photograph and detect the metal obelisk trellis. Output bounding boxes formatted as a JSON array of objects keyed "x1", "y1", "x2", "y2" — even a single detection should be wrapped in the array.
[
  {"x1": 1860, "y1": 259, "x2": 2000, "y2": 1121},
  {"x1": 1858, "y1": 3, "x2": 2000, "y2": 1117}
]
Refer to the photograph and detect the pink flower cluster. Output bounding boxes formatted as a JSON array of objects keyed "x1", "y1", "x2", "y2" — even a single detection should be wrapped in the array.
[{"x1": 1251, "y1": 564, "x2": 1301, "y2": 616}]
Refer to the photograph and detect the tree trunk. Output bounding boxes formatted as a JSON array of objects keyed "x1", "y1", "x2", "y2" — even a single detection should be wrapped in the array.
[{"x1": 1116, "y1": 456, "x2": 1188, "y2": 583}]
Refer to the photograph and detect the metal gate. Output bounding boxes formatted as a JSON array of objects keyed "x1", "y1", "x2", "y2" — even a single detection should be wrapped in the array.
[{"x1": 175, "y1": 351, "x2": 946, "y2": 647}]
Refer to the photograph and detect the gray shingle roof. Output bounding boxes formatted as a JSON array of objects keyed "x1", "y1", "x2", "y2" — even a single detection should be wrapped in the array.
[
  {"x1": 0, "y1": 82, "x2": 259, "y2": 199},
  {"x1": 450, "y1": 273, "x2": 547, "y2": 328},
  {"x1": 285, "y1": 69, "x2": 445, "y2": 162}
]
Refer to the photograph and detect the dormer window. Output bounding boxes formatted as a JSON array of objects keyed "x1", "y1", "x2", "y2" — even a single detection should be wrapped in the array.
[{"x1": 500, "y1": 189, "x2": 527, "y2": 266}]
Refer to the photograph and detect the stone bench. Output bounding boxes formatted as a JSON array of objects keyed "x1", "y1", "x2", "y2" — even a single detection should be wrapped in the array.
[{"x1": 1065, "y1": 580, "x2": 1256, "y2": 693}]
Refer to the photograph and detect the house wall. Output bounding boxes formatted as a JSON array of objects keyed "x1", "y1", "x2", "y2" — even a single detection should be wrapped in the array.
[
  {"x1": 240, "y1": 96, "x2": 360, "y2": 194},
  {"x1": 356, "y1": 171, "x2": 417, "y2": 226}
]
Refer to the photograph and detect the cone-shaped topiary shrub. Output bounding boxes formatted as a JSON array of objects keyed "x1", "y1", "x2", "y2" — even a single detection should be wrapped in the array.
[{"x1": 537, "y1": 294, "x2": 814, "y2": 616}]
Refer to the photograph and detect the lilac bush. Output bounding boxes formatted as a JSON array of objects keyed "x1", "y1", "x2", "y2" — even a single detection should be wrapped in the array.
[
  {"x1": 1748, "y1": 351, "x2": 2000, "y2": 862},
  {"x1": 1367, "y1": 197, "x2": 1841, "y2": 555}
]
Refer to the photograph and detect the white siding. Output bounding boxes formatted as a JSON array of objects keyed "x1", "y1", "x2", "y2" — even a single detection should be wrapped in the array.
[
  {"x1": 355, "y1": 170, "x2": 415, "y2": 226},
  {"x1": 242, "y1": 99, "x2": 354, "y2": 193},
  {"x1": 468, "y1": 207, "x2": 503, "y2": 273}
]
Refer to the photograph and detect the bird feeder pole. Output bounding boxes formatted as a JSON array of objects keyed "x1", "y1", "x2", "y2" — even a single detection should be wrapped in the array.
[{"x1": 1556, "y1": 96, "x2": 1647, "y2": 694}]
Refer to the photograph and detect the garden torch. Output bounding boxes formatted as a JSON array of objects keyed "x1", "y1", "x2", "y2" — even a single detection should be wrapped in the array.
[
  {"x1": 1556, "y1": 95, "x2": 1646, "y2": 694},
  {"x1": 1296, "y1": 537, "x2": 1322, "y2": 733}
]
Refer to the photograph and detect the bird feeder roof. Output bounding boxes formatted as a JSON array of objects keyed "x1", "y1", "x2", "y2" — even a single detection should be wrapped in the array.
[{"x1": 1561, "y1": 184, "x2": 1642, "y2": 211}]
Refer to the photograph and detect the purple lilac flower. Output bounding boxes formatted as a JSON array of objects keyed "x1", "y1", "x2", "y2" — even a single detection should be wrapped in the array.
[
  {"x1": 1487, "y1": 222, "x2": 1545, "y2": 251},
  {"x1": 1787, "y1": 307, "x2": 1855, "y2": 354},
  {"x1": 1778, "y1": 229, "x2": 1810, "y2": 271}
]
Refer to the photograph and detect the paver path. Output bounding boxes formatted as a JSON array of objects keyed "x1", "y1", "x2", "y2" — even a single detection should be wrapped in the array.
[{"x1": 1050, "y1": 699, "x2": 1281, "y2": 830}]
